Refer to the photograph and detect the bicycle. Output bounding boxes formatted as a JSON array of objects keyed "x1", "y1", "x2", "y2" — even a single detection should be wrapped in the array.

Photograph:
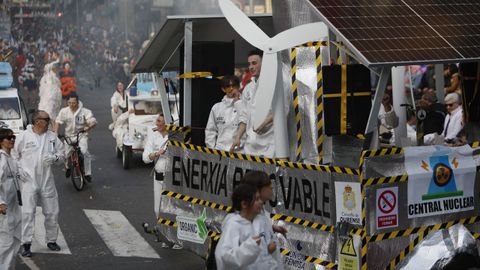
[{"x1": 60, "y1": 131, "x2": 87, "y2": 191}]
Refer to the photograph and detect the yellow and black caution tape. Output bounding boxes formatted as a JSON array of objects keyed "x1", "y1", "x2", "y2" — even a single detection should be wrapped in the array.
[
  {"x1": 161, "y1": 190, "x2": 233, "y2": 213},
  {"x1": 183, "y1": 129, "x2": 191, "y2": 143},
  {"x1": 166, "y1": 125, "x2": 192, "y2": 143},
  {"x1": 358, "y1": 147, "x2": 404, "y2": 172},
  {"x1": 291, "y1": 48, "x2": 302, "y2": 161},
  {"x1": 276, "y1": 159, "x2": 359, "y2": 175},
  {"x1": 271, "y1": 213, "x2": 334, "y2": 233},
  {"x1": 169, "y1": 141, "x2": 277, "y2": 165},
  {"x1": 208, "y1": 231, "x2": 221, "y2": 242},
  {"x1": 353, "y1": 216, "x2": 480, "y2": 242},
  {"x1": 280, "y1": 248, "x2": 337, "y2": 269},
  {"x1": 361, "y1": 174, "x2": 408, "y2": 186},
  {"x1": 295, "y1": 41, "x2": 328, "y2": 48},
  {"x1": 361, "y1": 186, "x2": 366, "y2": 229},
  {"x1": 384, "y1": 227, "x2": 430, "y2": 270},
  {"x1": 315, "y1": 43, "x2": 324, "y2": 164},
  {"x1": 166, "y1": 125, "x2": 190, "y2": 132},
  {"x1": 169, "y1": 141, "x2": 358, "y2": 175},
  {"x1": 177, "y1": 71, "x2": 223, "y2": 80},
  {"x1": 361, "y1": 237, "x2": 368, "y2": 270},
  {"x1": 385, "y1": 229, "x2": 480, "y2": 270},
  {"x1": 157, "y1": 217, "x2": 177, "y2": 227}
]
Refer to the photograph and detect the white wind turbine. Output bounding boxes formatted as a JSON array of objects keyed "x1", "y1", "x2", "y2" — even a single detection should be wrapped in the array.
[{"x1": 219, "y1": 0, "x2": 325, "y2": 130}]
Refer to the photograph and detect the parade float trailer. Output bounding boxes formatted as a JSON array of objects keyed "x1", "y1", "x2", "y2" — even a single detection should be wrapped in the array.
[
  {"x1": 116, "y1": 73, "x2": 164, "y2": 169},
  {"x1": 133, "y1": 1, "x2": 480, "y2": 269}
]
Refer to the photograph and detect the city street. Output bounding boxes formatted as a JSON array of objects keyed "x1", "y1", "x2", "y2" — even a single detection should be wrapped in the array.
[{"x1": 15, "y1": 66, "x2": 204, "y2": 270}]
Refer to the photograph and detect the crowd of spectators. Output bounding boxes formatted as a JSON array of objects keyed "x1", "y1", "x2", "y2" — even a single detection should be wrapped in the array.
[{"x1": 0, "y1": 16, "x2": 140, "y2": 109}]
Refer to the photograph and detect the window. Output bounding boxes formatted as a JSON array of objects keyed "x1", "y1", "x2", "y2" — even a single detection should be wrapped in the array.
[{"x1": 0, "y1": 98, "x2": 21, "y2": 120}]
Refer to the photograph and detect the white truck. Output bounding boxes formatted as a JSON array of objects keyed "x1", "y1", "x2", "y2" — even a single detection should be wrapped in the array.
[
  {"x1": 114, "y1": 73, "x2": 171, "y2": 169},
  {"x1": 0, "y1": 88, "x2": 29, "y2": 134}
]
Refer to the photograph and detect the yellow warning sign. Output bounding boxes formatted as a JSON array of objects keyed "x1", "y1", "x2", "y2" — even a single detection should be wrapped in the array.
[
  {"x1": 340, "y1": 238, "x2": 356, "y2": 256},
  {"x1": 339, "y1": 237, "x2": 360, "y2": 270}
]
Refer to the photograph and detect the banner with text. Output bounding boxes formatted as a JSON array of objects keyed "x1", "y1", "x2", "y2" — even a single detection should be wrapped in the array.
[
  {"x1": 165, "y1": 145, "x2": 335, "y2": 225},
  {"x1": 405, "y1": 145, "x2": 477, "y2": 218}
]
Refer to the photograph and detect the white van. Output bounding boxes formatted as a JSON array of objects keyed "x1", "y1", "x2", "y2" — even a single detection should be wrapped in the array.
[{"x1": 0, "y1": 88, "x2": 28, "y2": 134}]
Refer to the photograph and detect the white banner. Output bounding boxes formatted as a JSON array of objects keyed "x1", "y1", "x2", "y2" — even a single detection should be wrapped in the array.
[
  {"x1": 176, "y1": 210, "x2": 207, "y2": 244},
  {"x1": 405, "y1": 145, "x2": 476, "y2": 218}
]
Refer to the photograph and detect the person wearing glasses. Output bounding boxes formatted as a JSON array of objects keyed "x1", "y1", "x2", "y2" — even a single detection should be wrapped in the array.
[
  {"x1": 443, "y1": 93, "x2": 464, "y2": 144},
  {"x1": 205, "y1": 75, "x2": 242, "y2": 151},
  {"x1": 0, "y1": 128, "x2": 22, "y2": 268},
  {"x1": 54, "y1": 93, "x2": 97, "y2": 182},
  {"x1": 13, "y1": 111, "x2": 65, "y2": 257}
]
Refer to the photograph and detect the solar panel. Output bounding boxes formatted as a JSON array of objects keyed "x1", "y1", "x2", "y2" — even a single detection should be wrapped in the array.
[{"x1": 308, "y1": 0, "x2": 480, "y2": 66}]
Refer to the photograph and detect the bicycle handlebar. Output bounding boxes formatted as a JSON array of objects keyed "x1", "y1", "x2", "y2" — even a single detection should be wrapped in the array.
[{"x1": 59, "y1": 130, "x2": 86, "y2": 146}]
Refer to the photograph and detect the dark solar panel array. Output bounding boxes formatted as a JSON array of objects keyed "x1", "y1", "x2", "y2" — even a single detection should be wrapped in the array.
[{"x1": 309, "y1": 0, "x2": 480, "y2": 66}]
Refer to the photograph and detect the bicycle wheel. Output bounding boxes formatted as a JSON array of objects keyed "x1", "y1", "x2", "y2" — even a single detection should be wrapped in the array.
[{"x1": 70, "y1": 151, "x2": 85, "y2": 191}]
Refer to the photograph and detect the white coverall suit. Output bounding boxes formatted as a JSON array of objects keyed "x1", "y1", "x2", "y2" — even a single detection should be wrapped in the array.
[
  {"x1": 142, "y1": 128, "x2": 168, "y2": 218},
  {"x1": 13, "y1": 125, "x2": 65, "y2": 245},
  {"x1": 56, "y1": 101, "x2": 96, "y2": 176},
  {"x1": 112, "y1": 112, "x2": 129, "y2": 150},
  {"x1": 110, "y1": 91, "x2": 126, "y2": 125},
  {"x1": 215, "y1": 212, "x2": 282, "y2": 270},
  {"x1": 0, "y1": 150, "x2": 22, "y2": 270},
  {"x1": 205, "y1": 96, "x2": 241, "y2": 151},
  {"x1": 237, "y1": 80, "x2": 275, "y2": 158}
]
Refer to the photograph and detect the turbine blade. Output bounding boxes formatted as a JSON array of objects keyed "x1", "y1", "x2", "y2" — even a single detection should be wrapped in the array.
[
  {"x1": 218, "y1": 0, "x2": 270, "y2": 49},
  {"x1": 270, "y1": 22, "x2": 325, "y2": 52},
  {"x1": 252, "y1": 53, "x2": 277, "y2": 129}
]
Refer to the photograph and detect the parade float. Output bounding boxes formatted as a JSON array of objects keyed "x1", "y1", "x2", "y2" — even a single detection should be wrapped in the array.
[{"x1": 134, "y1": 1, "x2": 480, "y2": 269}]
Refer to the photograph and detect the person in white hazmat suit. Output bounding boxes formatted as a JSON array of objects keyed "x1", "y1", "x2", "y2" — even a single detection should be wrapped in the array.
[
  {"x1": 54, "y1": 94, "x2": 97, "y2": 181},
  {"x1": 142, "y1": 114, "x2": 182, "y2": 250},
  {"x1": 205, "y1": 75, "x2": 242, "y2": 151},
  {"x1": 13, "y1": 111, "x2": 65, "y2": 257},
  {"x1": 112, "y1": 111, "x2": 129, "y2": 151},
  {"x1": 38, "y1": 60, "x2": 62, "y2": 122},
  {"x1": 230, "y1": 50, "x2": 275, "y2": 158},
  {"x1": 242, "y1": 171, "x2": 286, "y2": 269},
  {"x1": 0, "y1": 128, "x2": 22, "y2": 269},
  {"x1": 109, "y1": 81, "x2": 127, "y2": 130},
  {"x1": 216, "y1": 184, "x2": 281, "y2": 270}
]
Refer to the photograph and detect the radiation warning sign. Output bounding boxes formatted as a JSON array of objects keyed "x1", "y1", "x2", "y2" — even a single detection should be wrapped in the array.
[
  {"x1": 405, "y1": 146, "x2": 476, "y2": 218},
  {"x1": 338, "y1": 236, "x2": 360, "y2": 270}
]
